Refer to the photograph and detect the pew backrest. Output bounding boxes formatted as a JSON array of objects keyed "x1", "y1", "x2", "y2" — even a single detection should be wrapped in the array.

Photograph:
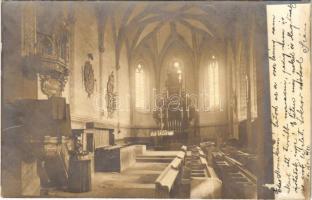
[
  {"x1": 155, "y1": 155, "x2": 184, "y2": 198},
  {"x1": 177, "y1": 151, "x2": 186, "y2": 160},
  {"x1": 171, "y1": 157, "x2": 182, "y2": 169},
  {"x1": 155, "y1": 165, "x2": 179, "y2": 198}
]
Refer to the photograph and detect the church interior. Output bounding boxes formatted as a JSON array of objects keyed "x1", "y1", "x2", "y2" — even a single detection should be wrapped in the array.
[{"x1": 2, "y1": 1, "x2": 273, "y2": 199}]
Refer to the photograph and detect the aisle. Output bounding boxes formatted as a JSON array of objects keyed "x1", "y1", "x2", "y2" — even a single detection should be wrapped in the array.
[{"x1": 46, "y1": 162, "x2": 168, "y2": 198}]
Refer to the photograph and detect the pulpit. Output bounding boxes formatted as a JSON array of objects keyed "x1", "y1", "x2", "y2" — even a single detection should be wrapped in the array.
[{"x1": 2, "y1": 97, "x2": 72, "y2": 196}]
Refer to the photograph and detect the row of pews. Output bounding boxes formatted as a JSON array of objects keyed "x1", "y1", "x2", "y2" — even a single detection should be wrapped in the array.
[
  {"x1": 155, "y1": 145, "x2": 222, "y2": 199},
  {"x1": 187, "y1": 146, "x2": 222, "y2": 199},
  {"x1": 211, "y1": 146, "x2": 257, "y2": 199}
]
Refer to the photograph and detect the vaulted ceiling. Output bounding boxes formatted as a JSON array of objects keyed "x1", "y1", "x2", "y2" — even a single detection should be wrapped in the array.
[
  {"x1": 123, "y1": 3, "x2": 223, "y2": 51},
  {"x1": 99, "y1": 2, "x2": 236, "y2": 56},
  {"x1": 95, "y1": 2, "x2": 260, "y2": 70}
]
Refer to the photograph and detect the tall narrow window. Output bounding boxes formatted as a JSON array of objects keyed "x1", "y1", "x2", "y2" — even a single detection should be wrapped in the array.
[
  {"x1": 238, "y1": 47, "x2": 248, "y2": 121},
  {"x1": 250, "y1": 47, "x2": 258, "y2": 120},
  {"x1": 135, "y1": 64, "x2": 145, "y2": 109},
  {"x1": 204, "y1": 56, "x2": 221, "y2": 111}
]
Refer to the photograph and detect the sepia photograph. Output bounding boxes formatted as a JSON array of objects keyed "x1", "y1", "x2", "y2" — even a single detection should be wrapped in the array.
[{"x1": 1, "y1": 1, "x2": 310, "y2": 199}]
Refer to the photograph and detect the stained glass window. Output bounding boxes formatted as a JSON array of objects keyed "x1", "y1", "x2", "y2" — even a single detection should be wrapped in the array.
[{"x1": 204, "y1": 57, "x2": 221, "y2": 111}]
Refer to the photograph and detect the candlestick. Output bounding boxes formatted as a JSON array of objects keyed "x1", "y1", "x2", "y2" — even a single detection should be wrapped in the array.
[
  {"x1": 153, "y1": 88, "x2": 156, "y2": 111},
  {"x1": 160, "y1": 109, "x2": 163, "y2": 129}
]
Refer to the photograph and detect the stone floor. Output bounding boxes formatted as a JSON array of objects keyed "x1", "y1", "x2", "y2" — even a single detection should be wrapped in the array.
[{"x1": 46, "y1": 160, "x2": 169, "y2": 198}]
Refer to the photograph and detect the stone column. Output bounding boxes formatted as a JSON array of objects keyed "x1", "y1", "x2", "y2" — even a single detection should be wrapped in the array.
[
  {"x1": 246, "y1": 12, "x2": 256, "y2": 152},
  {"x1": 96, "y1": 8, "x2": 107, "y2": 116},
  {"x1": 254, "y1": 5, "x2": 274, "y2": 198},
  {"x1": 191, "y1": 31, "x2": 200, "y2": 144}
]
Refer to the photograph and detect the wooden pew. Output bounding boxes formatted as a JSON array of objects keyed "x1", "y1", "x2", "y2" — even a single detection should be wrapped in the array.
[
  {"x1": 177, "y1": 151, "x2": 186, "y2": 160},
  {"x1": 95, "y1": 145, "x2": 137, "y2": 172},
  {"x1": 189, "y1": 146, "x2": 222, "y2": 199},
  {"x1": 181, "y1": 145, "x2": 187, "y2": 152},
  {"x1": 155, "y1": 151, "x2": 186, "y2": 198},
  {"x1": 212, "y1": 150, "x2": 257, "y2": 199}
]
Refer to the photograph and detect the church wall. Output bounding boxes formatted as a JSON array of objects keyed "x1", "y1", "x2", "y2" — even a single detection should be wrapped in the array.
[
  {"x1": 69, "y1": 3, "x2": 102, "y2": 128},
  {"x1": 129, "y1": 39, "x2": 198, "y2": 139},
  {"x1": 68, "y1": 3, "x2": 132, "y2": 141},
  {"x1": 2, "y1": 2, "x2": 38, "y2": 103},
  {"x1": 129, "y1": 42, "x2": 158, "y2": 139},
  {"x1": 115, "y1": 38, "x2": 132, "y2": 141},
  {"x1": 198, "y1": 39, "x2": 229, "y2": 140},
  {"x1": 224, "y1": 4, "x2": 269, "y2": 151},
  {"x1": 130, "y1": 36, "x2": 231, "y2": 141},
  {"x1": 34, "y1": 3, "x2": 133, "y2": 140},
  {"x1": 131, "y1": 44, "x2": 157, "y2": 129}
]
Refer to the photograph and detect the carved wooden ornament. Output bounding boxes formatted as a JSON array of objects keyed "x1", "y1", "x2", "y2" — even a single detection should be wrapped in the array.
[{"x1": 83, "y1": 61, "x2": 95, "y2": 97}]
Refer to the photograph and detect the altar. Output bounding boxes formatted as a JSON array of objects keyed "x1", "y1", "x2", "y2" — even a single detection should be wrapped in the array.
[{"x1": 152, "y1": 62, "x2": 199, "y2": 149}]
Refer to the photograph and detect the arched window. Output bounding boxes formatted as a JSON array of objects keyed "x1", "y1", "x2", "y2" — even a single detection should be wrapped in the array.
[
  {"x1": 204, "y1": 56, "x2": 221, "y2": 111},
  {"x1": 173, "y1": 61, "x2": 182, "y2": 82},
  {"x1": 135, "y1": 64, "x2": 146, "y2": 109},
  {"x1": 236, "y1": 40, "x2": 258, "y2": 121},
  {"x1": 250, "y1": 47, "x2": 258, "y2": 120}
]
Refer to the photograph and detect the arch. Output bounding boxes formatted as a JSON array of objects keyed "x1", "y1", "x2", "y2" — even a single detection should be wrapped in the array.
[
  {"x1": 159, "y1": 33, "x2": 193, "y2": 63},
  {"x1": 159, "y1": 41, "x2": 194, "y2": 93},
  {"x1": 199, "y1": 40, "x2": 226, "y2": 112}
]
